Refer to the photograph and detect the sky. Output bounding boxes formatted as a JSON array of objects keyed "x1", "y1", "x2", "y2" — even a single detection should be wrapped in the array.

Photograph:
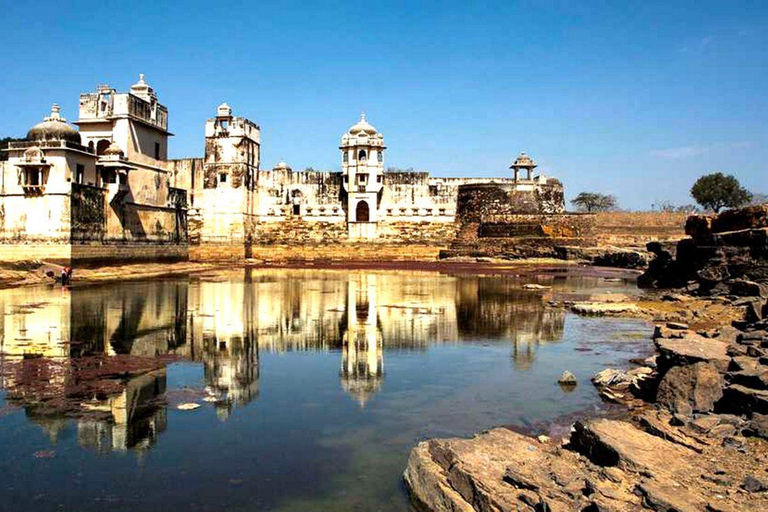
[{"x1": 1, "y1": 0, "x2": 766, "y2": 210}]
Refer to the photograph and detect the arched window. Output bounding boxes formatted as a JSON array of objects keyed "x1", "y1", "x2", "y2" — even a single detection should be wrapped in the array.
[
  {"x1": 356, "y1": 200, "x2": 370, "y2": 222},
  {"x1": 343, "y1": 152, "x2": 348, "y2": 163},
  {"x1": 358, "y1": 149, "x2": 367, "y2": 161},
  {"x1": 377, "y1": 151, "x2": 383, "y2": 163},
  {"x1": 96, "y1": 139, "x2": 111, "y2": 156}
]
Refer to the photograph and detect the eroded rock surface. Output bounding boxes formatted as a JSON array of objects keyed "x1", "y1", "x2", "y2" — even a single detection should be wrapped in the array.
[{"x1": 406, "y1": 415, "x2": 768, "y2": 511}]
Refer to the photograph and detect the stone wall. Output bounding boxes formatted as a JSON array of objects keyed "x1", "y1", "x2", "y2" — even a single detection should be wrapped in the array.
[
  {"x1": 456, "y1": 181, "x2": 565, "y2": 223},
  {"x1": 478, "y1": 214, "x2": 596, "y2": 238},
  {"x1": 594, "y1": 211, "x2": 688, "y2": 248},
  {"x1": 71, "y1": 184, "x2": 106, "y2": 243}
]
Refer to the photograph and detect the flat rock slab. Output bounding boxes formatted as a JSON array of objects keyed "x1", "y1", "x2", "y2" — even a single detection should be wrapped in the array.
[
  {"x1": 570, "y1": 302, "x2": 641, "y2": 316},
  {"x1": 655, "y1": 334, "x2": 731, "y2": 371}
]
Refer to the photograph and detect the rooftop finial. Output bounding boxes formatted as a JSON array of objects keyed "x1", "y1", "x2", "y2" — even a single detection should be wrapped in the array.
[
  {"x1": 138, "y1": 73, "x2": 146, "y2": 84},
  {"x1": 44, "y1": 104, "x2": 64, "y2": 122},
  {"x1": 361, "y1": 111, "x2": 366, "y2": 121}
]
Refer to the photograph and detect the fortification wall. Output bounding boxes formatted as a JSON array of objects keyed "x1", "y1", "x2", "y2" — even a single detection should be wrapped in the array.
[
  {"x1": 593, "y1": 211, "x2": 687, "y2": 247},
  {"x1": 456, "y1": 182, "x2": 564, "y2": 222}
]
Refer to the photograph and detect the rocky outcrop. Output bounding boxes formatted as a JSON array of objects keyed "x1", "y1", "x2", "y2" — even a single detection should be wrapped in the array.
[
  {"x1": 405, "y1": 413, "x2": 768, "y2": 511},
  {"x1": 406, "y1": 316, "x2": 768, "y2": 511},
  {"x1": 639, "y1": 205, "x2": 768, "y2": 308}
]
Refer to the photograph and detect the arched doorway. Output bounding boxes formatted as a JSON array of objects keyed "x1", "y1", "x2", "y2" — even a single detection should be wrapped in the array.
[
  {"x1": 356, "y1": 200, "x2": 370, "y2": 222},
  {"x1": 96, "y1": 139, "x2": 111, "y2": 155}
]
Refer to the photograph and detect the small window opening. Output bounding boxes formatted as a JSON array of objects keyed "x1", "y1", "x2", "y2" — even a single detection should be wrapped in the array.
[
  {"x1": 154, "y1": 142, "x2": 161, "y2": 160},
  {"x1": 293, "y1": 204, "x2": 300, "y2": 215},
  {"x1": 219, "y1": 173, "x2": 227, "y2": 183},
  {"x1": 76, "y1": 164, "x2": 85, "y2": 184}
]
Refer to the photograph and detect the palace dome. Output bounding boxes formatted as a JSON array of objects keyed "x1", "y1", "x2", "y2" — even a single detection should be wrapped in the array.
[
  {"x1": 103, "y1": 141, "x2": 124, "y2": 157},
  {"x1": 348, "y1": 113, "x2": 377, "y2": 135},
  {"x1": 274, "y1": 161, "x2": 292, "y2": 171},
  {"x1": 27, "y1": 104, "x2": 81, "y2": 144},
  {"x1": 511, "y1": 152, "x2": 537, "y2": 168}
]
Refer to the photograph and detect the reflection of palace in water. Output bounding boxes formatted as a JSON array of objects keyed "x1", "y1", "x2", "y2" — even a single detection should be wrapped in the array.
[{"x1": 0, "y1": 269, "x2": 568, "y2": 450}]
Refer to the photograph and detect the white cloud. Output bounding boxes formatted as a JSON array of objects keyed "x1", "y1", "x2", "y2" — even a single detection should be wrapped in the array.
[{"x1": 650, "y1": 141, "x2": 752, "y2": 160}]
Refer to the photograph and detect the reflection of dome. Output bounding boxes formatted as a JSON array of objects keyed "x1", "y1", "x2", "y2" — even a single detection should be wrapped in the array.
[
  {"x1": 27, "y1": 104, "x2": 81, "y2": 144},
  {"x1": 341, "y1": 375, "x2": 383, "y2": 408},
  {"x1": 348, "y1": 112, "x2": 377, "y2": 135},
  {"x1": 103, "y1": 141, "x2": 124, "y2": 157}
]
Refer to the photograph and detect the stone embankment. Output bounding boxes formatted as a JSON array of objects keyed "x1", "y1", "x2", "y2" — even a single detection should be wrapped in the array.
[{"x1": 405, "y1": 205, "x2": 768, "y2": 512}]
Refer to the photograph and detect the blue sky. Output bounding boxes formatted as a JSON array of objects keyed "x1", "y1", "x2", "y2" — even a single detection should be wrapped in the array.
[{"x1": 1, "y1": 0, "x2": 766, "y2": 209}]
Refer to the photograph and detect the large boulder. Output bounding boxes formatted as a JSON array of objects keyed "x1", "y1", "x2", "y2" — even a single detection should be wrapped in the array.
[
  {"x1": 654, "y1": 334, "x2": 730, "y2": 372},
  {"x1": 656, "y1": 362, "x2": 725, "y2": 415},
  {"x1": 711, "y1": 204, "x2": 768, "y2": 234}
]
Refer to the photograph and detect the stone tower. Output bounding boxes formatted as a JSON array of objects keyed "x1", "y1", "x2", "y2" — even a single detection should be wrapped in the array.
[
  {"x1": 196, "y1": 103, "x2": 261, "y2": 255},
  {"x1": 340, "y1": 113, "x2": 386, "y2": 239}
]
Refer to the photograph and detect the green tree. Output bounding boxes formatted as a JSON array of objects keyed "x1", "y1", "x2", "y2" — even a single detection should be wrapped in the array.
[
  {"x1": 570, "y1": 192, "x2": 617, "y2": 212},
  {"x1": 690, "y1": 172, "x2": 752, "y2": 213}
]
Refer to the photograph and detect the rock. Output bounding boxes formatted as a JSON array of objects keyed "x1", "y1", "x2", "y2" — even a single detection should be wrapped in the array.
[
  {"x1": 718, "y1": 385, "x2": 768, "y2": 416},
  {"x1": 176, "y1": 403, "x2": 201, "y2": 411},
  {"x1": 729, "y1": 356, "x2": 762, "y2": 373},
  {"x1": 691, "y1": 415, "x2": 722, "y2": 433},
  {"x1": 592, "y1": 367, "x2": 656, "y2": 403},
  {"x1": 715, "y1": 325, "x2": 744, "y2": 344},
  {"x1": 558, "y1": 370, "x2": 577, "y2": 385},
  {"x1": 592, "y1": 249, "x2": 649, "y2": 269},
  {"x1": 744, "y1": 414, "x2": 768, "y2": 440},
  {"x1": 522, "y1": 283, "x2": 550, "y2": 290},
  {"x1": 726, "y1": 279, "x2": 768, "y2": 299},
  {"x1": 707, "y1": 423, "x2": 737, "y2": 439},
  {"x1": 636, "y1": 479, "x2": 709, "y2": 511},
  {"x1": 686, "y1": 214, "x2": 713, "y2": 241},
  {"x1": 742, "y1": 476, "x2": 768, "y2": 493},
  {"x1": 667, "y1": 322, "x2": 690, "y2": 330},
  {"x1": 656, "y1": 363, "x2": 725, "y2": 415},
  {"x1": 711, "y1": 204, "x2": 768, "y2": 234},
  {"x1": 570, "y1": 302, "x2": 641, "y2": 316},
  {"x1": 727, "y1": 369, "x2": 768, "y2": 390},
  {"x1": 405, "y1": 414, "x2": 768, "y2": 512},
  {"x1": 637, "y1": 411, "x2": 707, "y2": 453},
  {"x1": 654, "y1": 325, "x2": 688, "y2": 339},
  {"x1": 655, "y1": 334, "x2": 731, "y2": 372},
  {"x1": 570, "y1": 419, "x2": 694, "y2": 471},
  {"x1": 403, "y1": 427, "x2": 638, "y2": 512}
]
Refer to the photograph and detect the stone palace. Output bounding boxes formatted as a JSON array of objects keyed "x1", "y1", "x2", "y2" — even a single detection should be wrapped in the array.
[{"x1": 0, "y1": 75, "x2": 570, "y2": 263}]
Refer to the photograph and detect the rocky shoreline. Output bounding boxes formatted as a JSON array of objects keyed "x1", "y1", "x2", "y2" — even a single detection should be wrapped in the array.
[{"x1": 404, "y1": 205, "x2": 768, "y2": 512}]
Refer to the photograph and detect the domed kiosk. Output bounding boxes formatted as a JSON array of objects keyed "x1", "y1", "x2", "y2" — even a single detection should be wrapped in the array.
[
  {"x1": 27, "y1": 104, "x2": 82, "y2": 145},
  {"x1": 341, "y1": 113, "x2": 386, "y2": 239}
]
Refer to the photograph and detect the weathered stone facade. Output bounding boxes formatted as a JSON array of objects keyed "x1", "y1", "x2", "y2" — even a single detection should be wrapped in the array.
[
  {"x1": 2, "y1": 76, "x2": 569, "y2": 263},
  {"x1": 168, "y1": 112, "x2": 566, "y2": 258},
  {"x1": 0, "y1": 77, "x2": 187, "y2": 264}
]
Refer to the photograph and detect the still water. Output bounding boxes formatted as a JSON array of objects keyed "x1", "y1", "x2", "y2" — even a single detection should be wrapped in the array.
[{"x1": 0, "y1": 268, "x2": 651, "y2": 511}]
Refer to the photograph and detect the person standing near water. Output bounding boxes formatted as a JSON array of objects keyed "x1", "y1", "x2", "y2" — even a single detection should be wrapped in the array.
[{"x1": 60, "y1": 266, "x2": 72, "y2": 286}]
